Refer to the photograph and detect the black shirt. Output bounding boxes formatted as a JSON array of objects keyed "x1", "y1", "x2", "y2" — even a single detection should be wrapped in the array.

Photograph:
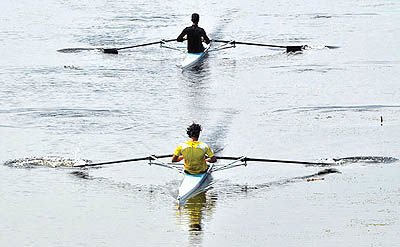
[{"x1": 177, "y1": 25, "x2": 210, "y2": 53}]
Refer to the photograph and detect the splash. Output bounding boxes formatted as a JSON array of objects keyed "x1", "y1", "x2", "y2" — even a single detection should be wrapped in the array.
[
  {"x1": 3, "y1": 156, "x2": 90, "y2": 168},
  {"x1": 332, "y1": 156, "x2": 398, "y2": 165}
]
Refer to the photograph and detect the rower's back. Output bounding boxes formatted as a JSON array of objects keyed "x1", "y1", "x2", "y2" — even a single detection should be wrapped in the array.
[
  {"x1": 177, "y1": 13, "x2": 210, "y2": 53},
  {"x1": 184, "y1": 25, "x2": 208, "y2": 53}
]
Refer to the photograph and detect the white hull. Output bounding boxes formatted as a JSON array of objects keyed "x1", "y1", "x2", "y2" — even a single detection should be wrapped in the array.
[
  {"x1": 177, "y1": 164, "x2": 213, "y2": 207},
  {"x1": 180, "y1": 43, "x2": 211, "y2": 69}
]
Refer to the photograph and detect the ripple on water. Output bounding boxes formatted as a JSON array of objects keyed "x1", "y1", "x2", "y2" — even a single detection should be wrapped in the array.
[{"x1": 273, "y1": 104, "x2": 400, "y2": 114}]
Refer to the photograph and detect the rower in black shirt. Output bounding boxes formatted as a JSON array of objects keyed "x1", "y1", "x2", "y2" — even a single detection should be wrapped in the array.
[{"x1": 177, "y1": 13, "x2": 210, "y2": 53}]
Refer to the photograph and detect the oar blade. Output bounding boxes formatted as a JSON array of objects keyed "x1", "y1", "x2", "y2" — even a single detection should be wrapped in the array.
[
  {"x1": 286, "y1": 46, "x2": 304, "y2": 53},
  {"x1": 102, "y1": 48, "x2": 119, "y2": 54},
  {"x1": 325, "y1": 45, "x2": 340, "y2": 49}
]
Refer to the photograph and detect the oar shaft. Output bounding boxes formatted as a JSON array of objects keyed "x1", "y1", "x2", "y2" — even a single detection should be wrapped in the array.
[
  {"x1": 213, "y1": 39, "x2": 305, "y2": 52},
  {"x1": 75, "y1": 154, "x2": 173, "y2": 168},
  {"x1": 213, "y1": 40, "x2": 287, "y2": 49},
  {"x1": 117, "y1": 39, "x2": 176, "y2": 51},
  {"x1": 215, "y1": 156, "x2": 333, "y2": 166},
  {"x1": 246, "y1": 158, "x2": 330, "y2": 166},
  {"x1": 103, "y1": 39, "x2": 177, "y2": 54},
  {"x1": 236, "y1": 41, "x2": 287, "y2": 49}
]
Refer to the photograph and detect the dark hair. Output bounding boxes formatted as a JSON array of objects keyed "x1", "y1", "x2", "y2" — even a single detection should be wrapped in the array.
[
  {"x1": 187, "y1": 123, "x2": 202, "y2": 138},
  {"x1": 191, "y1": 13, "x2": 200, "y2": 24}
]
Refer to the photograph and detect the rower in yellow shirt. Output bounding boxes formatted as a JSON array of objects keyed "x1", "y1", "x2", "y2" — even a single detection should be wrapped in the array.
[{"x1": 171, "y1": 123, "x2": 217, "y2": 175}]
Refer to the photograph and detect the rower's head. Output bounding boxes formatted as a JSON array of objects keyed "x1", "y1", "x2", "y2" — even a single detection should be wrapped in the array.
[
  {"x1": 191, "y1": 13, "x2": 200, "y2": 25},
  {"x1": 187, "y1": 123, "x2": 202, "y2": 140}
]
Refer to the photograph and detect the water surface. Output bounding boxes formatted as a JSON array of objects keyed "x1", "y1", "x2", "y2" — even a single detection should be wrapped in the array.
[{"x1": 1, "y1": 0, "x2": 399, "y2": 246}]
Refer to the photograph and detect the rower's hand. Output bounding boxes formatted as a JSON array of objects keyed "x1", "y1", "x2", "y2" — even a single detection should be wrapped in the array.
[
  {"x1": 172, "y1": 155, "x2": 184, "y2": 163},
  {"x1": 206, "y1": 156, "x2": 217, "y2": 163}
]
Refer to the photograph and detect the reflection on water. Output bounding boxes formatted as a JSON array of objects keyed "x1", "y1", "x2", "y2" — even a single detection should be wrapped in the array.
[
  {"x1": 186, "y1": 192, "x2": 207, "y2": 231},
  {"x1": 178, "y1": 191, "x2": 217, "y2": 246}
]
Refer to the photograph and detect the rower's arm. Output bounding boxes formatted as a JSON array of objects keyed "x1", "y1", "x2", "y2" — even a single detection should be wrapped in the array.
[
  {"x1": 202, "y1": 29, "x2": 210, "y2": 44},
  {"x1": 177, "y1": 28, "x2": 188, "y2": 42}
]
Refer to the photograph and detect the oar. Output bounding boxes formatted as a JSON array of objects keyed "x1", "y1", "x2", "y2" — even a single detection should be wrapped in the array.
[
  {"x1": 102, "y1": 39, "x2": 177, "y2": 54},
  {"x1": 215, "y1": 156, "x2": 335, "y2": 166},
  {"x1": 57, "y1": 39, "x2": 177, "y2": 54},
  {"x1": 74, "y1": 154, "x2": 173, "y2": 168},
  {"x1": 213, "y1": 39, "x2": 303, "y2": 52},
  {"x1": 213, "y1": 39, "x2": 338, "y2": 53}
]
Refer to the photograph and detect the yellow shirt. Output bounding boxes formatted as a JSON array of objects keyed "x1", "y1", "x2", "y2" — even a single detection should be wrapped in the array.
[{"x1": 174, "y1": 141, "x2": 215, "y2": 175}]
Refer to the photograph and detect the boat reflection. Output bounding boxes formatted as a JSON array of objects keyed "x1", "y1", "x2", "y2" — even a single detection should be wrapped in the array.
[
  {"x1": 178, "y1": 189, "x2": 217, "y2": 245},
  {"x1": 186, "y1": 192, "x2": 207, "y2": 231}
]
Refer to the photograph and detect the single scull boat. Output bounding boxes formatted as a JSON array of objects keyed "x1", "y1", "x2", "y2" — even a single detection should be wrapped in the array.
[
  {"x1": 149, "y1": 155, "x2": 247, "y2": 208},
  {"x1": 58, "y1": 38, "x2": 338, "y2": 70}
]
